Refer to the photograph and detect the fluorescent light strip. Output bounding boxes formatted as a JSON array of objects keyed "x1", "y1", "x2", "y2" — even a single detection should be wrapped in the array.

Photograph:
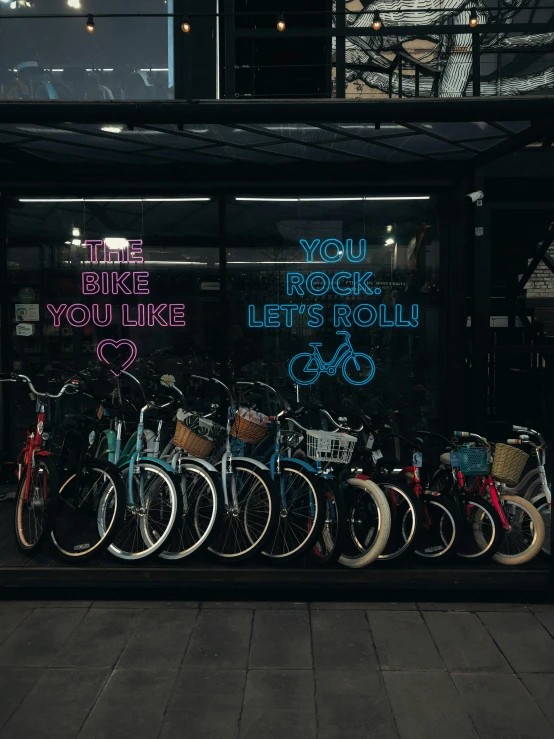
[
  {"x1": 235, "y1": 196, "x2": 430, "y2": 202},
  {"x1": 19, "y1": 198, "x2": 211, "y2": 203}
]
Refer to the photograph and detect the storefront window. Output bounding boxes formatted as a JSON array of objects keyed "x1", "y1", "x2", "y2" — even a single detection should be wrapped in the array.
[
  {"x1": 6, "y1": 197, "x2": 219, "y2": 447},
  {"x1": 226, "y1": 196, "x2": 440, "y2": 433},
  {"x1": 0, "y1": 1, "x2": 172, "y2": 100}
]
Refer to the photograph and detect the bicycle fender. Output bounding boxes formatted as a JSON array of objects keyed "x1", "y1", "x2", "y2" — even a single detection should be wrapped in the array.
[
  {"x1": 279, "y1": 456, "x2": 319, "y2": 475},
  {"x1": 179, "y1": 457, "x2": 218, "y2": 474},
  {"x1": 230, "y1": 456, "x2": 270, "y2": 472},
  {"x1": 137, "y1": 456, "x2": 177, "y2": 475}
]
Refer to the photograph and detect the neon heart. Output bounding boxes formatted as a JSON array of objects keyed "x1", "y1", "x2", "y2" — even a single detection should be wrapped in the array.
[{"x1": 96, "y1": 339, "x2": 138, "y2": 375}]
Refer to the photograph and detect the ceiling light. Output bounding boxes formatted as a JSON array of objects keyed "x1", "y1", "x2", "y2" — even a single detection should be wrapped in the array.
[
  {"x1": 372, "y1": 11, "x2": 382, "y2": 31},
  {"x1": 86, "y1": 14, "x2": 95, "y2": 33},
  {"x1": 277, "y1": 13, "x2": 286, "y2": 32},
  {"x1": 104, "y1": 238, "x2": 130, "y2": 249},
  {"x1": 100, "y1": 124, "x2": 124, "y2": 134},
  {"x1": 71, "y1": 238, "x2": 82, "y2": 246},
  {"x1": 181, "y1": 15, "x2": 191, "y2": 33},
  {"x1": 72, "y1": 227, "x2": 81, "y2": 237},
  {"x1": 469, "y1": 9, "x2": 479, "y2": 27},
  {"x1": 67, "y1": 0, "x2": 81, "y2": 8},
  {"x1": 384, "y1": 238, "x2": 395, "y2": 246},
  {"x1": 386, "y1": 225, "x2": 393, "y2": 233}
]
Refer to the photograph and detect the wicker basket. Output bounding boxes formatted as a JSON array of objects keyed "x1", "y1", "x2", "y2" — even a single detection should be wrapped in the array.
[
  {"x1": 492, "y1": 443, "x2": 529, "y2": 486},
  {"x1": 174, "y1": 420, "x2": 214, "y2": 459},
  {"x1": 231, "y1": 413, "x2": 268, "y2": 444}
]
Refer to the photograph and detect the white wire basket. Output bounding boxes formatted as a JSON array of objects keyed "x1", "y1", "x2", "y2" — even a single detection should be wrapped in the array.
[{"x1": 306, "y1": 429, "x2": 357, "y2": 464}]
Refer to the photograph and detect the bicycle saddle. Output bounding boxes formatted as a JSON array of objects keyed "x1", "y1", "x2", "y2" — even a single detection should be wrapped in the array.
[
  {"x1": 308, "y1": 342, "x2": 322, "y2": 348},
  {"x1": 440, "y1": 452, "x2": 452, "y2": 466}
]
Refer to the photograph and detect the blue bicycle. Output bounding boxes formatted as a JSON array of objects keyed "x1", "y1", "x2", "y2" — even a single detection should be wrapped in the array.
[
  {"x1": 236, "y1": 380, "x2": 326, "y2": 561},
  {"x1": 288, "y1": 331, "x2": 376, "y2": 386}
]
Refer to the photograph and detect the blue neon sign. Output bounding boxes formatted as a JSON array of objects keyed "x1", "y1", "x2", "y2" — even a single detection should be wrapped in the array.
[{"x1": 245, "y1": 237, "x2": 420, "y2": 386}]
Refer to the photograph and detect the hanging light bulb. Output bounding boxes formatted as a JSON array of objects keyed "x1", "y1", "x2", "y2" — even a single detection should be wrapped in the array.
[
  {"x1": 86, "y1": 14, "x2": 95, "y2": 33},
  {"x1": 468, "y1": 9, "x2": 479, "y2": 27},
  {"x1": 277, "y1": 13, "x2": 286, "y2": 32},
  {"x1": 72, "y1": 226, "x2": 81, "y2": 238},
  {"x1": 372, "y1": 11, "x2": 382, "y2": 31},
  {"x1": 181, "y1": 15, "x2": 191, "y2": 33}
]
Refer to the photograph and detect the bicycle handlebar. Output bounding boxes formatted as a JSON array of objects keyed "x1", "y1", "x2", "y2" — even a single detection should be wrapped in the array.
[
  {"x1": 454, "y1": 431, "x2": 488, "y2": 445},
  {"x1": 191, "y1": 374, "x2": 234, "y2": 405},
  {"x1": 0, "y1": 373, "x2": 80, "y2": 399},
  {"x1": 320, "y1": 408, "x2": 363, "y2": 434}
]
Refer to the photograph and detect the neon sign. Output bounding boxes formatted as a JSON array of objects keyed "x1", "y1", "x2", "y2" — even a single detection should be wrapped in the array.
[
  {"x1": 247, "y1": 237, "x2": 420, "y2": 386},
  {"x1": 46, "y1": 239, "x2": 186, "y2": 373}
]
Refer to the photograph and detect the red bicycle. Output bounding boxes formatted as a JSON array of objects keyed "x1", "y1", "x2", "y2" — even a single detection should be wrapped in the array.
[{"x1": 0, "y1": 372, "x2": 80, "y2": 554}]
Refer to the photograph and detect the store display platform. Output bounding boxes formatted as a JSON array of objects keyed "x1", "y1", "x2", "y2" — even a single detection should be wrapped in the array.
[{"x1": 1, "y1": 502, "x2": 550, "y2": 596}]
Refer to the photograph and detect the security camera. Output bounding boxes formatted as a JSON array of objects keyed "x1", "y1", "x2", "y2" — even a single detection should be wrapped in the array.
[{"x1": 466, "y1": 190, "x2": 484, "y2": 203}]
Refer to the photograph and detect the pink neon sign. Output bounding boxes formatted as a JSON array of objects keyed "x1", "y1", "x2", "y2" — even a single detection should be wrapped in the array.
[
  {"x1": 96, "y1": 339, "x2": 138, "y2": 375},
  {"x1": 46, "y1": 238, "x2": 186, "y2": 373}
]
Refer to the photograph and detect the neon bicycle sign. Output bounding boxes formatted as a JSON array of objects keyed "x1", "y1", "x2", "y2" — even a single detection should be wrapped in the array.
[{"x1": 289, "y1": 331, "x2": 375, "y2": 386}]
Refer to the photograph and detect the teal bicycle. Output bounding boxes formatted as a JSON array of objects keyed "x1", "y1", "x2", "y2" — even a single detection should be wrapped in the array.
[{"x1": 96, "y1": 365, "x2": 182, "y2": 561}]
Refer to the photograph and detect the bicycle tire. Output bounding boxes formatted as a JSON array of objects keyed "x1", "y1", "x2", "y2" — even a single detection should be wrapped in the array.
[
  {"x1": 456, "y1": 494, "x2": 503, "y2": 563},
  {"x1": 414, "y1": 494, "x2": 461, "y2": 560},
  {"x1": 209, "y1": 460, "x2": 279, "y2": 562},
  {"x1": 262, "y1": 460, "x2": 326, "y2": 562},
  {"x1": 101, "y1": 461, "x2": 182, "y2": 561},
  {"x1": 377, "y1": 479, "x2": 424, "y2": 562},
  {"x1": 50, "y1": 459, "x2": 126, "y2": 562},
  {"x1": 159, "y1": 461, "x2": 220, "y2": 561},
  {"x1": 493, "y1": 494, "x2": 545, "y2": 566},
  {"x1": 338, "y1": 476, "x2": 391, "y2": 569},
  {"x1": 311, "y1": 481, "x2": 347, "y2": 566},
  {"x1": 526, "y1": 490, "x2": 551, "y2": 557},
  {"x1": 14, "y1": 455, "x2": 58, "y2": 555}
]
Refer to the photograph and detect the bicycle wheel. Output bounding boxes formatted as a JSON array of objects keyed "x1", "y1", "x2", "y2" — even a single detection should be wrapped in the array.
[
  {"x1": 51, "y1": 460, "x2": 126, "y2": 562},
  {"x1": 414, "y1": 494, "x2": 461, "y2": 560},
  {"x1": 101, "y1": 462, "x2": 182, "y2": 561},
  {"x1": 159, "y1": 461, "x2": 220, "y2": 561},
  {"x1": 338, "y1": 476, "x2": 391, "y2": 568},
  {"x1": 341, "y1": 353, "x2": 376, "y2": 386},
  {"x1": 288, "y1": 354, "x2": 319, "y2": 386},
  {"x1": 209, "y1": 460, "x2": 278, "y2": 561},
  {"x1": 456, "y1": 495, "x2": 503, "y2": 563},
  {"x1": 527, "y1": 493, "x2": 551, "y2": 557},
  {"x1": 311, "y1": 482, "x2": 346, "y2": 565},
  {"x1": 262, "y1": 461, "x2": 325, "y2": 561},
  {"x1": 493, "y1": 494, "x2": 545, "y2": 565},
  {"x1": 377, "y1": 480, "x2": 424, "y2": 561},
  {"x1": 14, "y1": 456, "x2": 58, "y2": 555}
]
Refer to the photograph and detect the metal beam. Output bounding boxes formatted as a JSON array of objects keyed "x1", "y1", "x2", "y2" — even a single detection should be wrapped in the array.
[
  {"x1": 335, "y1": 0, "x2": 346, "y2": 99},
  {"x1": 234, "y1": 22, "x2": 554, "y2": 37},
  {"x1": 0, "y1": 97, "x2": 553, "y2": 125}
]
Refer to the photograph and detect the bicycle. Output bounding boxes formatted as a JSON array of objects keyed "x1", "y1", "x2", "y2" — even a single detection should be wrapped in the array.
[
  {"x1": 190, "y1": 374, "x2": 280, "y2": 561},
  {"x1": 0, "y1": 372, "x2": 78, "y2": 554},
  {"x1": 236, "y1": 380, "x2": 327, "y2": 561},
  {"x1": 506, "y1": 425, "x2": 551, "y2": 557},
  {"x1": 288, "y1": 330, "x2": 376, "y2": 387},
  {"x1": 95, "y1": 365, "x2": 183, "y2": 561},
  {"x1": 451, "y1": 431, "x2": 545, "y2": 566},
  {"x1": 285, "y1": 408, "x2": 392, "y2": 568},
  {"x1": 47, "y1": 367, "x2": 127, "y2": 562}
]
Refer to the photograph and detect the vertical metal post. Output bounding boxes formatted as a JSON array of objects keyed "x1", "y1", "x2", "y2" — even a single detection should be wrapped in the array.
[
  {"x1": 0, "y1": 195, "x2": 11, "y2": 454},
  {"x1": 415, "y1": 66, "x2": 420, "y2": 98},
  {"x1": 224, "y1": 0, "x2": 235, "y2": 98},
  {"x1": 398, "y1": 55, "x2": 403, "y2": 98},
  {"x1": 472, "y1": 179, "x2": 490, "y2": 427},
  {"x1": 472, "y1": 30, "x2": 481, "y2": 97},
  {"x1": 335, "y1": 0, "x2": 346, "y2": 98},
  {"x1": 218, "y1": 195, "x2": 229, "y2": 371}
]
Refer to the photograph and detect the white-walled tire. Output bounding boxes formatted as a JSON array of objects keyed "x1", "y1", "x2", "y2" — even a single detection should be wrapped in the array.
[{"x1": 339, "y1": 477, "x2": 391, "y2": 569}]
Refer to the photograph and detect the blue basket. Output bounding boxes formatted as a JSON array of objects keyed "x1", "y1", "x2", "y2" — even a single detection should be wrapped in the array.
[{"x1": 457, "y1": 446, "x2": 490, "y2": 476}]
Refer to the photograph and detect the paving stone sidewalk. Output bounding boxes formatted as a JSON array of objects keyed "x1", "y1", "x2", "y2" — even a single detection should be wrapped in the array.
[{"x1": 1, "y1": 600, "x2": 553, "y2": 738}]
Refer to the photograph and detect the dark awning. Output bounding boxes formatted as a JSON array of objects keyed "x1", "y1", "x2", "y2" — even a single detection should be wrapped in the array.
[{"x1": 0, "y1": 97, "x2": 552, "y2": 186}]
